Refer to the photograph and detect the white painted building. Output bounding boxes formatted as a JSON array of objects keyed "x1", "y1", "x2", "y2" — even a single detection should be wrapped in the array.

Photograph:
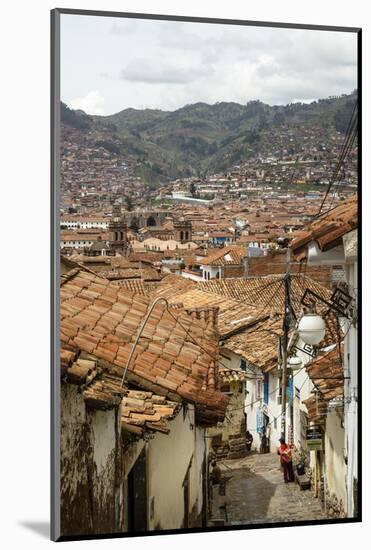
[
  {"x1": 60, "y1": 217, "x2": 109, "y2": 230},
  {"x1": 305, "y1": 231, "x2": 358, "y2": 516}
]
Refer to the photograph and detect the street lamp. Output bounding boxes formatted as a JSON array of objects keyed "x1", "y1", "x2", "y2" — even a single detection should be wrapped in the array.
[
  {"x1": 288, "y1": 355, "x2": 302, "y2": 370},
  {"x1": 297, "y1": 313, "x2": 326, "y2": 346}
]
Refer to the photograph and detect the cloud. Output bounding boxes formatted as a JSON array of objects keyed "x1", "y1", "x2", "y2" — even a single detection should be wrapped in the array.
[
  {"x1": 111, "y1": 20, "x2": 138, "y2": 36},
  {"x1": 69, "y1": 91, "x2": 106, "y2": 115},
  {"x1": 120, "y1": 59, "x2": 214, "y2": 84},
  {"x1": 61, "y1": 16, "x2": 358, "y2": 113}
]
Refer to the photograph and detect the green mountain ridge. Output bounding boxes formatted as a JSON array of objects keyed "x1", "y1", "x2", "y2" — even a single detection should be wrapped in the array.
[{"x1": 61, "y1": 91, "x2": 357, "y2": 183}]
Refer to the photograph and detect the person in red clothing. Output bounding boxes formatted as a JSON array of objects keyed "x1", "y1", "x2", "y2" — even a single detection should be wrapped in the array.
[{"x1": 277, "y1": 437, "x2": 294, "y2": 483}]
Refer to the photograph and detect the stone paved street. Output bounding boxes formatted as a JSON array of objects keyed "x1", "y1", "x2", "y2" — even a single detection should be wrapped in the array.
[{"x1": 209, "y1": 452, "x2": 328, "y2": 526}]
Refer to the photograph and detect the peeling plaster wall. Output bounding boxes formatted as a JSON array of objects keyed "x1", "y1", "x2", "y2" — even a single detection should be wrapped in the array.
[
  {"x1": 60, "y1": 383, "x2": 123, "y2": 537},
  {"x1": 88, "y1": 408, "x2": 121, "y2": 533}
]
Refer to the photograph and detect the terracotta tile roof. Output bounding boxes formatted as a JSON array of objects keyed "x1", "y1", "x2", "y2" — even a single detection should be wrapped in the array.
[
  {"x1": 222, "y1": 316, "x2": 283, "y2": 372},
  {"x1": 121, "y1": 389, "x2": 181, "y2": 436},
  {"x1": 305, "y1": 346, "x2": 344, "y2": 401},
  {"x1": 198, "y1": 275, "x2": 332, "y2": 316},
  {"x1": 165, "y1": 287, "x2": 267, "y2": 337},
  {"x1": 81, "y1": 256, "x2": 111, "y2": 265},
  {"x1": 291, "y1": 195, "x2": 357, "y2": 257},
  {"x1": 113, "y1": 279, "x2": 148, "y2": 295},
  {"x1": 148, "y1": 274, "x2": 196, "y2": 300},
  {"x1": 60, "y1": 270, "x2": 228, "y2": 424},
  {"x1": 83, "y1": 370, "x2": 125, "y2": 410},
  {"x1": 128, "y1": 251, "x2": 164, "y2": 263},
  {"x1": 99, "y1": 267, "x2": 164, "y2": 282},
  {"x1": 201, "y1": 246, "x2": 246, "y2": 266},
  {"x1": 110, "y1": 255, "x2": 134, "y2": 269},
  {"x1": 302, "y1": 394, "x2": 328, "y2": 426},
  {"x1": 99, "y1": 268, "x2": 141, "y2": 280},
  {"x1": 218, "y1": 367, "x2": 255, "y2": 383},
  {"x1": 61, "y1": 348, "x2": 181, "y2": 434}
]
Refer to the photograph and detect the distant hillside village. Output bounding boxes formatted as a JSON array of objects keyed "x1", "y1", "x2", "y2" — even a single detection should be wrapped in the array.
[{"x1": 60, "y1": 92, "x2": 357, "y2": 214}]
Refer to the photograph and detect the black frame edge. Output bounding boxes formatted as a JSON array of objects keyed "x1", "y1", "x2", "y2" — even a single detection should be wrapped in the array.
[
  {"x1": 54, "y1": 8, "x2": 360, "y2": 33},
  {"x1": 51, "y1": 7, "x2": 61, "y2": 543}
]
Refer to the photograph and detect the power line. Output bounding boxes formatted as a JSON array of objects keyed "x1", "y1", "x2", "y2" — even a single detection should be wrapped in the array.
[
  {"x1": 325, "y1": 127, "x2": 358, "y2": 212},
  {"x1": 317, "y1": 101, "x2": 358, "y2": 215},
  {"x1": 225, "y1": 363, "x2": 308, "y2": 413}
]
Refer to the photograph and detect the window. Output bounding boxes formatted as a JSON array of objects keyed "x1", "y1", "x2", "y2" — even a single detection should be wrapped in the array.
[{"x1": 240, "y1": 359, "x2": 247, "y2": 371}]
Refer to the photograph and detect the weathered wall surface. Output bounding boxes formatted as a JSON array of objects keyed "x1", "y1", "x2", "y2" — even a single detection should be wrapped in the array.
[
  {"x1": 147, "y1": 405, "x2": 200, "y2": 530},
  {"x1": 223, "y1": 264, "x2": 245, "y2": 278},
  {"x1": 208, "y1": 382, "x2": 245, "y2": 443},
  {"x1": 60, "y1": 383, "x2": 123, "y2": 537},
  {"x1": 324, "y1": 411, "x2": 347, "y2": 517},
  {"x1": 188, "y1": 425, "x2": 207, "y2": 527}
]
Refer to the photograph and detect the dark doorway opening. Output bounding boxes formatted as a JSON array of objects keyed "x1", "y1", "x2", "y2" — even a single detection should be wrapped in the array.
[
  {"x1": 127, "y1": 449, "x2": 147, "y2": 533},
  {"x1": 147, "y1": 216, "x2": 157, "y2": 227}
]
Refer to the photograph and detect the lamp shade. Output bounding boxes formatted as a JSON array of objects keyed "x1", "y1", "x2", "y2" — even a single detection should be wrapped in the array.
[
  {"x1": 298, "y1": 313, "x2": 326, "y2": 346},
  {"x1": 288, "y1": 355, "x2": 302, "y2": 369}
]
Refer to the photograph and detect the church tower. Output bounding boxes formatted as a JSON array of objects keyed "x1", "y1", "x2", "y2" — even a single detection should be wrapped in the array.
[
  {"x1": 108, "y1": 204, "x2": 127, "y2": 255},
  {"x1": 173, "y1": 218, "x2": 192, "y2": 244}
]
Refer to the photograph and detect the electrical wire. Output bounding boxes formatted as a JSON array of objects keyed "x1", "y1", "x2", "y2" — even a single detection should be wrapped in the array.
[
  {"x1": 325, "y1": 126, "x2": 358, "y2": 212},
  {"x1": 224, "y1": 363, "x2": 308, "y2": 413},
  {"x1": 316, "y1": 101, "x2": 358, "y2": 215}
]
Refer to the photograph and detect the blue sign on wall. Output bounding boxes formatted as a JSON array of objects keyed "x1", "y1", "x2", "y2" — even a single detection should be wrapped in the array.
[
  {"x1": 263, "y1": 373, "x2": 269, "y2": 404},
  {"x1": 287, "y1": 377, "x2": 293, "y2": 401}
]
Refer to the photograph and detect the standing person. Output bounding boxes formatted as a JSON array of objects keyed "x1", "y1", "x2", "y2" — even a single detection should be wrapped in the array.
[
  {"x1": 245, "y1": 430, "x2": 253, "y2": 452},
  {"x1": 277, "y1": 437, "x2": 294, "y2": 482}
]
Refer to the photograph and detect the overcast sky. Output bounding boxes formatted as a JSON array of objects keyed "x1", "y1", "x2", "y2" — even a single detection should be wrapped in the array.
[{"x1": 61, "y1": 14, "x2": 357, "y2": 116}]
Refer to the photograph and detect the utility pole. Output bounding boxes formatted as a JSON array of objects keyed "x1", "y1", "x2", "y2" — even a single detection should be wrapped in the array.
[{"x1": 281, "y1": 249, "x2": 292, "y2": 440}]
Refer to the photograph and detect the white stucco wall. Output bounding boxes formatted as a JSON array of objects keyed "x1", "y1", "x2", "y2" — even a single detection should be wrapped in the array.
[
  {"x1": 147, "y1": 405, "x2": 204, "y2": 530},
  {"x1": 344, "y1": 259, "x2": 358, "y2": 516},
  {"x1": 189, "y1": 426, "x2": 207, "y2": 523},
  {"x1": 201, "y1": 265, "x2": 220, "y2": 280},
  {"x1": 324, "y1": 410, "x2": 347, "y2": 512}
]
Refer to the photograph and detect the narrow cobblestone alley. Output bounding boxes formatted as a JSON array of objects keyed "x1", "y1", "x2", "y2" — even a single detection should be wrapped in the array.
[{"x1": 209, "y1": 452, "x2": 328, "y2": 526}]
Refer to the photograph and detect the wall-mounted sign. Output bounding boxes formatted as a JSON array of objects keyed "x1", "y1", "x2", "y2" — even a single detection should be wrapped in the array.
[{"x1": 306, "y1": 426, "x2": 323, "y2": 451}]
